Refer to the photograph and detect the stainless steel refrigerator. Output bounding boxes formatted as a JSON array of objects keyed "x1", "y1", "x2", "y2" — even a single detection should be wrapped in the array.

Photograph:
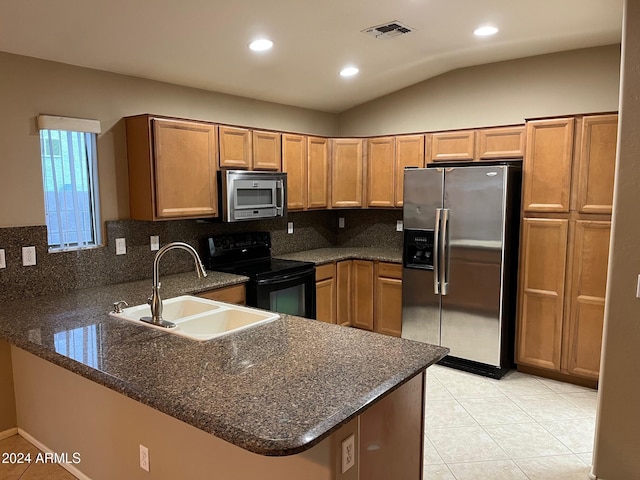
[{"x1": 401, "y1": 163, "x2": 521, "y2": 378}]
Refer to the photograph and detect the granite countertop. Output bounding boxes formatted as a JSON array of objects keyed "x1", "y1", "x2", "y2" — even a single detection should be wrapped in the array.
[
  {"x1": 275, "y1": 246, "x2": 402, "y2": 265},
  {"x1": 0, "y1": 268, "x2": 446, "y2": 457}
]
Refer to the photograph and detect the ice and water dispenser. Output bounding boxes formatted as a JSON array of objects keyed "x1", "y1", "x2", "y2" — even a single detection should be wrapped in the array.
[{"x1": 403, "y1": 229, "x2": 435, "y2": 269}]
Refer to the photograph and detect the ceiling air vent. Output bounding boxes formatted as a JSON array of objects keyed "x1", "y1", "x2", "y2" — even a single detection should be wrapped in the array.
[{"x1": 362, "y1": 21, "x2": 414, "y2": 39}]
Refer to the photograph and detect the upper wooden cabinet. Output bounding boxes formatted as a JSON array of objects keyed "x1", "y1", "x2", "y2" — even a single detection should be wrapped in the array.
[
  {"x1": 575, "y1": 115, "x2": 618, "y2": 214},
  {"x1": 282, "y1": 134, "x2": 307, "y2": 211},
  {"x1": 523, "y1": 118, "x2": 575, "y2": 213},
  {"x1": 331, "y1": 138, "x2": 364, "y2": 208},
  {"x1": 429, "y1": 130, "x2": 475, "y2": 162},
  {"x1": 367, "y1": 137, "x2": 395, "y2": 208},
  {"x1": 307, "y1": 136, "x2": 330, "y2": 209},
  {"x1": 125, "y1": 115, "x2": 218, "y2": 221},
  {"x1": 252, "y1": 130, "x2": 282, "y2": 171},
  {"x1": 476, "y1": 126, "x2": 526, "y2": 160},
  {"x1": 219, "y1": 126, "x2": 252, "y2": 169},
  {"x1": 395, "y1": 134, "x2": 425, "y2": 207}
]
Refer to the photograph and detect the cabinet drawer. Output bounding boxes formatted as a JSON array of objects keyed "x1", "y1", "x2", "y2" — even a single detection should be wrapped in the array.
[
  {"x1": 197, "y1": 284, "x2": 246, "y2": 305},
  {"x1": 315, "y1": 262, "x2": 335, "y2": 281},
  {"x1": 377, "y1": 262, "x2": 402, "y2": 279}
]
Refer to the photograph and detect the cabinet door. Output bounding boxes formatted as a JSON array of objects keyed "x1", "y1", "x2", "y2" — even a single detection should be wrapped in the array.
[
  {"x1": 564, "y1": 220, "x2": 610, "y2": 380},
  {"x1": 316, "y1": 278, "x2": 336, "y2": 324},
  {"x1": 517, "y1": 218, "x2": 569, "y2": 371},
  {"x1": 375, "y1": 263, "x2": 403, "y2": 337},
  {"x1": 576, "y1": 115, "x2": 618, "y2": 214},
  {"x1": 307, "y1": 137, "x2": 330, "y2": 209},
  {"x1": 336, "y1": 260, "x2": 352, "y2": 326},
  {"x1": 252, "y1": 130, "x2": 282, "y2": 171},
  {"x1": 352, "y1": 260, "x2": 374, "y2": 331},
  {"x1": 475, "y1": 126, "x2": 525, "y2": 160},
  {"x1": 331, "y1": 138, "x2": 364, "y2": 208},
  {"x1": 197, "y1": 284, "x2": 246, "y2": 305},
  {"x1": 395, "y1": 134, "x2": 425, "y2": 207},
  {"x1": 219, "y1": 126, "x2": 251, "y2": 169},
  {"x1": 367, "y1": 137, "x2": 395, "y2": 208},
  {"x1": 523, "y1": 118, "x2": 574, "y2": 213},
  {"x1": 152, "y1": 119, "x2": 218, "y2": 219},
  {"x1": 429, "y1": 130, "x2": 475, "y2": 162},
  {"x1": 282, "y1": 134, "x2": 307, "y2": 210}
]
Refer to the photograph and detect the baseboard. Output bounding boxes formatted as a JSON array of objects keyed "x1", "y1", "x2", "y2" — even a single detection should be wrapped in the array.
[
  {"x1": 18, "y1": 428, "x2": 92, "y2": 480},
  {"x1": 0, "y1": 427, "x2": 18, "y2": 440}
]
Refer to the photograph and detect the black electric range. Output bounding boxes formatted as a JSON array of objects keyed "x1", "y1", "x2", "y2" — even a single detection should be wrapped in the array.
[{"x1": 200, "y1": 232, "x2": 316, "y2": 319}]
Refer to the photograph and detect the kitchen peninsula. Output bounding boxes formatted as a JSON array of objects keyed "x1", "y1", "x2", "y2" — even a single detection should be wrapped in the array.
[{"x1": 0, "y1": 270, "x2": 446, "y2": 480}]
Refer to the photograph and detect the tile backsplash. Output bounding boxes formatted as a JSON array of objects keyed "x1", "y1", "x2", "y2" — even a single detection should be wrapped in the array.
[{"x1": 0, "y1": 209, "x2": 403, "y2": 302}]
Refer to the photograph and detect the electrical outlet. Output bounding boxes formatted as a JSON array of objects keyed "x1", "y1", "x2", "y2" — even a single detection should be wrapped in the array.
[
  {"x1": 636, "y1": 274, "x2": 640, "y2": 298},
  {"x1": 396, "y1": 220, "x2": 403, "y2": 232},
  {"x1": 288, "y1": 222, "x2": 294, "y2": 234},
  {"x1": 339, "y1": 217, "x2": 345, "y2": 228},
  {"x1": 116, "y1": 238, "x2": 127, "y2": 255},
  {"x1": 0, "y1": 249, "x2": 5, "y2": 269},
  {"x1": 341, "y1": 434, "x2": 355, "y2": 474},
  {"x1": 22, "y1": 246, "x2": 36, "y2": 266},
  {"x1": 139, "y1": 444, "x2": 149, "y2": 472},
  {"x1": 150, "y1": 236, "x2": 160, "y2": 251}
]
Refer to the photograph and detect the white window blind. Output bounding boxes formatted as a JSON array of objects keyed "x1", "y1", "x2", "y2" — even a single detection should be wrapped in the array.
[{"x1": 37, "y1": 115, "x2": 102, "y2": 251}]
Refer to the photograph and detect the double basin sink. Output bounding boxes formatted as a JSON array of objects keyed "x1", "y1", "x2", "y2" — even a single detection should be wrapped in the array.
[{"x1": 109, "y1": 295, "x2": 279, "y2": 341}]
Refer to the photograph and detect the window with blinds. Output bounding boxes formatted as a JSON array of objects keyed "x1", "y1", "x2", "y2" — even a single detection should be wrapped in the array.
[{"x1": 37, "y1": 115, "x2": 102, "y2": 251}]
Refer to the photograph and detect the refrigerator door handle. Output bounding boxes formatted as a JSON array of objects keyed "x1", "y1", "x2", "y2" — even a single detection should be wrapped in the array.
[
  {"x1": 441, "y1": 208, "x2": 450, "y2": 295},
  {"x1": 433, "y1": 208, "x2": 442, "y2": 294}
]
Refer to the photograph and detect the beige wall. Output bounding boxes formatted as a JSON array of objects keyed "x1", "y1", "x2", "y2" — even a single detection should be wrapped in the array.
[
  {"x1": 0, "y1": 341, "x2": 17, "y2": 432},
  {"x1": 338, "y1": 45, "x2": 621, "y2": 136},
  {"x1": 0, "y1": 51, "x2": 337, "y2": 228},
  {"x1": 592, "y1": 1, "x2": 640, "y2": 478}
]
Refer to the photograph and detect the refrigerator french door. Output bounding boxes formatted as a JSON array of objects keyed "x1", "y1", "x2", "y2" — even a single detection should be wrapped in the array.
[{"x1": 401, "y1": 164, "x2": 521, "y2": 378}]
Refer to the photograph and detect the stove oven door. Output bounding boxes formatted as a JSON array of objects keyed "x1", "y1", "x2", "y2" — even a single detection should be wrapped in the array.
[{"x1": 247, "y1": 269, "x2": 316, "y2": 319}]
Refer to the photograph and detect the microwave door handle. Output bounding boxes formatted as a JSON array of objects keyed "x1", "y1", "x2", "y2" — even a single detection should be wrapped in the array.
[
  {"x1": 440, "y1": 208, "x2": 450, "y2": 295},
  {"x1": 276, "y1": 180, "x2": 284, "y2": 211},
  {"x1": 433, "y1": 208, "x2": 441, "y2": 295}
]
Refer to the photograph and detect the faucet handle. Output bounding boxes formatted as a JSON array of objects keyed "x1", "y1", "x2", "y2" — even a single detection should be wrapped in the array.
[{"x1": 112, "y1": 301, "x2": 129, "y2": 314}]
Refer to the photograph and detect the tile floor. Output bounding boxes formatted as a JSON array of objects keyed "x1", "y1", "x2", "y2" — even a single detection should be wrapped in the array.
[
  {"x1": 0, "y1": 365, "x2": 598, "y2": 480},
  {"x1": 424, "y1": 364, "x2": 598, "y2": 480},
  {"x1": 0, "y1": 434, "x2": 76, "y2": 480}
]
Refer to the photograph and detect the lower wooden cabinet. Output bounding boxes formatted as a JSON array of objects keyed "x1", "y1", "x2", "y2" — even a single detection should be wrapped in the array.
[
  {"x1": 318, "y1": 260, "x2": 402, "y2": 336},
  {"x1": 315, "y1": 263, "x2": 336, "y2": 324},
  {"x1": 352, "y1": 260, "x2": 375, "y2": 330},
  {"x1": 197, "y1": 284, "x2": 246, "y2": 305},
  {"x1": 517, "y1": 217, "x2": 610, "y2": 381},
  {"x1": 564, "y1": 220, "x2": 611, "y2": 379},
  {"x1": 375, "y1": 263, "x2": 403, "y2": 337},
  {"x1": 336, "y1": 260, "x2": 353, "y2": 326}
]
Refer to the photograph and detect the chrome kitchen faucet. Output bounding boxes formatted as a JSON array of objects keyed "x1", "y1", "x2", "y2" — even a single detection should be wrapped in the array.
[{"x1": 141, "y1": 242, "x2": 208, "y2": 328}]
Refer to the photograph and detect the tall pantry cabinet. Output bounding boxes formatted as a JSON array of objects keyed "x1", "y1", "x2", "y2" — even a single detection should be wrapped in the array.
[{"x1": 516, "y1": 114, "x2": 617, "y2": 383}]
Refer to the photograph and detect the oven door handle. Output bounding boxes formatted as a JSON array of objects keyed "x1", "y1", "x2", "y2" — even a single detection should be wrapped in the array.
[{"x1": 255, "y1": 270, "x2": 314, "y2": 285}]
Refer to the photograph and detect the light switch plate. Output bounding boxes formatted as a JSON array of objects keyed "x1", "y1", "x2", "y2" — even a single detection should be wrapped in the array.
[
  {"x1": 288, "y1": 222, "x2": 294, "y2": 234},
  {"x1": 0, "y1": 249, "x2": 5, "y2": 269},
  {"x1": 396, "y1": 220, "x2": 403, "y2": 232},
  {"x1": 22, "y1": 246, "x2": 36, "y2": 266},
  {"x1": 150, "y1": 236, "x2": 160, "y2": 251},
  {"x1": 339, "y1": 217, "x2": 345, "y2": 228},
  {"x1": 116, "y1": 238, "x2": 127, "y2": 255}
]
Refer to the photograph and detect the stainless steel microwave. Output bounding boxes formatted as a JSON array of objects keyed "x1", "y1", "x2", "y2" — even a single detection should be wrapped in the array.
[{"x1": 219, "y1": 170, "x2": 287, "y2": 222}]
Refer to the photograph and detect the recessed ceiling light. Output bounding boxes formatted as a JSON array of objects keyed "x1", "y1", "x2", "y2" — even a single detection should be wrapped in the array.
[
  {"x1": 249, "y1": 39, "x2": 273, "y2": 52},
  {"x1": 340, "y1": 66, "x2": 359, "y2": 77},
  {"x1": 474, "y1": 25, "x2": 498, "y2": 37}
]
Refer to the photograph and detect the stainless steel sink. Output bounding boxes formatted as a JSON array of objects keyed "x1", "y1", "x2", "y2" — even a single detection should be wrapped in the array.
[{"x1": 109, "y1": 295, "x2": 279, "y2": 341}]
